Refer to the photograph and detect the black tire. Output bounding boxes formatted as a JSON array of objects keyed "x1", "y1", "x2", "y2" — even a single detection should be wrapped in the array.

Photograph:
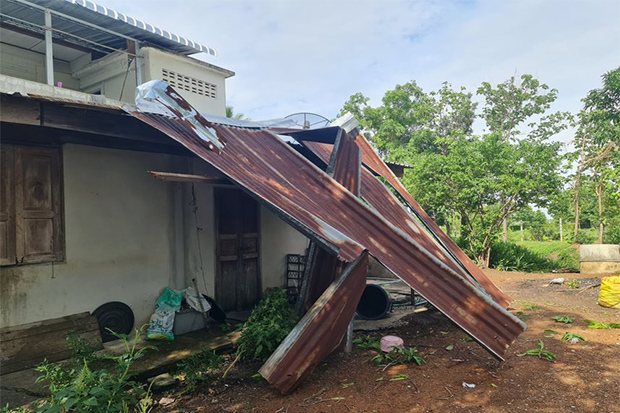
[{"x1": 93, "y1": 301, "x2": 135, "y2": 342}]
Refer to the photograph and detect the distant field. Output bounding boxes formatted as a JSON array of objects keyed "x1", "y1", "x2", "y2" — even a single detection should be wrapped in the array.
[{"x1": 517, "y1": 240, "x2": 579, "y2": 270}]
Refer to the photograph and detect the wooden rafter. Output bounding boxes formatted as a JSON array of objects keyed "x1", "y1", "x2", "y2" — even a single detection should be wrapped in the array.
[{"x1": 148, "y1": 171, "x2": 230, "y2": 184}]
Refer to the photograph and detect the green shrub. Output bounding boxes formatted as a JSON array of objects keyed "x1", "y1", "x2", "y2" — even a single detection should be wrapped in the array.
[
  {"x1": 488, "y1": 242, "x2": 559, "y2": 272},
  {"x1": 176, "y1": 349, "x2": 223, "y2": 391},
  {"x1": 574, "y1": 228, "x2": 598, "y2": 244},
  {"x1": 236, "y1": 289, "x2": 298, "y2": 362},
  {"x1": 33, "y1": 328, "x2": 154, "y2": 413}
]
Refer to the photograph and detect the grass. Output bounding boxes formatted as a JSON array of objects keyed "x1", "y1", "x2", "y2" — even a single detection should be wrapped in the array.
[{"x1": 517, "y1": 241, "x2": 579, "y2": 270}]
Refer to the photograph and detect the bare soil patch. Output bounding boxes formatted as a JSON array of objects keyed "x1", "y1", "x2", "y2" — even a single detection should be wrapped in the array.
[{"x1": 154, "y1": 270, "x2": 620, "y2": 413}]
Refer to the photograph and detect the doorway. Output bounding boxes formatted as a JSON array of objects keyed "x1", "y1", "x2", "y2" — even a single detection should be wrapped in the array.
[{"x1": 214, "y1": 188, "x2": 260, "y2": 311}]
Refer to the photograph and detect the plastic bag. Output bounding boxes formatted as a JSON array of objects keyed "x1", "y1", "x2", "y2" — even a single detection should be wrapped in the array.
[
  {"x1": 146, "y1": 310, "x2": 176, "y2": 341},
  {"x1": 181, "y1": 287, "x2": 211, "y2": 313},
  {"x1": 599, "y1": 276, "x2": 620, "y2": 309},
  {"x1": 155, "y1": 287, "x2": 183, "y2": 313},
  {"x1": 146, "y1": 287, "x2": 183, "y2": 340}
]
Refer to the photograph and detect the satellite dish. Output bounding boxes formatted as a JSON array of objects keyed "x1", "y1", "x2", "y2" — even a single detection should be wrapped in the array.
[{"x1": 284, "y1": 112, "x2": 331, "y2": 129}]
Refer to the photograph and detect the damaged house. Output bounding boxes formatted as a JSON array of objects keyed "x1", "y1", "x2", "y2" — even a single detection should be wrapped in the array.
[{"x1": 0, "y1": 0, "x2": 524, "y2": 393}]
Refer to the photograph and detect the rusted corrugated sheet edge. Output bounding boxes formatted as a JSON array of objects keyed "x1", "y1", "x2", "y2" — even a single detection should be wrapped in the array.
[
  {"x1": 259, "y1": 251, "x2": 370, "y2": 394},
  {"x1": 298, "y1": 140, "x2": 484, "y2": 295},
  {"x1": 353, "y1": 134, "x2": 511, "y2": 308},
  {"x1": 298, "y1": 136, "x2": 510, "y2": 308},
  {"x1": 125, "y1": 109, "x2": 524, "y2": 361},
  {"x1": 302, "y1": 132, "x2": 362, "y2": 309}
]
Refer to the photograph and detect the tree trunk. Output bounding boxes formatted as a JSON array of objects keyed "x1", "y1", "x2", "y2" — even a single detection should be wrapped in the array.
[
  {"x1": 559, "y1": 218, "x2": 563, "y2": 242},
  {"x1": 596, "y1": 181, "x2": 604, "y2": 244},
  {"x1": 445, "y1": 213, "x2": 451, "y2": 238},
  {"x1": 502, "y1": 217, "x2": 508, "y2": 242},
  {"x1": 520, "y1": 223, "x2": 524, "y2": 242},
  {"x1": 573, "y1": 126, "x2": 588, "y2": 240}
]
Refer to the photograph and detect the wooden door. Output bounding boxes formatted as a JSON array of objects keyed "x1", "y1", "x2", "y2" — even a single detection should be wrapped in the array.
[{"x1": 215, "y1": 188, "x2": 260, "y2": 311}]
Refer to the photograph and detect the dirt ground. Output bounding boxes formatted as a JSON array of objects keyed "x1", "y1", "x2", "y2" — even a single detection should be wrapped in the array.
[{"x1": 153, "y1": 270, "x2": 620, "y2": 413}]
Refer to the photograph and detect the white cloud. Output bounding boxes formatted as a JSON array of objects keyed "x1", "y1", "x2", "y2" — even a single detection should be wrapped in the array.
[{"x1": 102, "y1": 0, "x2": 619, "y2": 138}]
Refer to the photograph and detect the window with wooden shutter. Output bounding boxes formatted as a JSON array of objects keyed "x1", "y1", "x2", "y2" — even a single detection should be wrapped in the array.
[{"x1": 0, "y1": 145, "x2": 64, "y2": 265}]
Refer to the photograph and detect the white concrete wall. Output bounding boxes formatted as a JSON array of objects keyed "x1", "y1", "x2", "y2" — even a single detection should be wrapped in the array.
[
  {"x1": 74, "y1": 52, "x2": 137, "y2": 99},
  {"x1": 0, "y1": 144, "x2": 177, "y2": 328},
  {"x1": 0, "y1": 43, "x2": 80, "y2": 90},
  {"x1": 260, "y1": 207, "x2": 309, "y2": 289},
  {"x1": 0, "y1": 146, "x2": 309, "y2": 329},
  {"x1": 142, "y1": 47, "x2": 228, "y2": 116}
]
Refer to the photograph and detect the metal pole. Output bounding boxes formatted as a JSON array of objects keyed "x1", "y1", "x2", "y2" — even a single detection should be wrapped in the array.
[
  {"x1": 134, "y1": 41, "x2": 142, "y2": 86},
  {"x1": 44, "y1": 9, "x2": 54, "y2": 86}
]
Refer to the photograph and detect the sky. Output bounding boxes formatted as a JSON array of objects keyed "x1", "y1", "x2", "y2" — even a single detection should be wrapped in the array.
[{"x1": 103, "y1": 0, "x2": 619, "y2": 143}]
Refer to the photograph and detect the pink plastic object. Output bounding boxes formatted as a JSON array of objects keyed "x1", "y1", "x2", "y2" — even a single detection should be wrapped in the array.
[{"x1": 380, "y1": 335, "x2": 404, "y2": 352}]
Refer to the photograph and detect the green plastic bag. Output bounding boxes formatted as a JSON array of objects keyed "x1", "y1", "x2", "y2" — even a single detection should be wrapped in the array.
[
  {"x1": 146, "y1": 287, "x2": 183, "y2": 341},
  {"x1": 156, "y1": 287, "x2": 183, "y2": 312}
]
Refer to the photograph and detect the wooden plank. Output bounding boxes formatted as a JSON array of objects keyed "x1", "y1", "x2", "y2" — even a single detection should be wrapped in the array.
[
  {"x1": 0, "y1": 97, "x2": 40, "y2": 126},
  {"x1": 148, "y1": 171, "x2": 229, "y2": 184},
  {"x1": 1, "y1": 329, "x2": 102, "y2": 375},
  {"x1": 1, "y1": 314, "x2": 102, "y2": 375},
  {"x1": 0, "y1": 312, "x2": 94, "y2": 340}
]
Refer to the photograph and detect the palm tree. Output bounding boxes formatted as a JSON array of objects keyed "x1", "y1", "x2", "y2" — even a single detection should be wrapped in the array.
[{"x1": 226, "y1": 106, "x2": 249, "y2": 120}]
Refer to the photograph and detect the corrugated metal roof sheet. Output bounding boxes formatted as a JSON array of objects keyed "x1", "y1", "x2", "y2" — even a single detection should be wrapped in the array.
[
  {"x1": 260, "y1": 251, "x2": 369, "y2": 394},
  {"x1": 2, "y1": 0, "x2": 217, "y2": 56},
  {"x1": 124, "y1": 87, "x2": 524, "y2": 368},
  {"x1": 4, "y1": 84, "x2": 525, "y2": 393}
]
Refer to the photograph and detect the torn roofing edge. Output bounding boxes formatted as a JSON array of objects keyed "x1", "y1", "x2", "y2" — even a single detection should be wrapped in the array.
[
  {"x1": 259, "y1": 251, "x2": 370, "y2": 394},
  {"x1": 127, "y1": 107, "x2": 525, "y2": 362}
]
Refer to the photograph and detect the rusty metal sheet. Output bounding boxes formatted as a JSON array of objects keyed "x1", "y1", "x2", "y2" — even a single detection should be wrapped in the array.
[
  {"x1": 129, "y1": 107, "x2": 524, "y2": 358},
  {"x1": 126, "y1": 86, "x2": 524, "y2": 376},
  {"x1": 301, "y1": 132, "x2": 362, "y2": 311},
  {"x1": 298, "y1": 140, "x2": 480, "y2": 290},
  {"x1": 354, "y1": 134, "x2": 511, "y2": 308},
  {"x1": 297, "y1": 136, "x2": 510, "y2": 308},
  {"x1": 328, "y1": 132, "x2": 362, "y2": 197},
  {"x1": 259, "y1": 251, "x2": 369, "y2": 394}
]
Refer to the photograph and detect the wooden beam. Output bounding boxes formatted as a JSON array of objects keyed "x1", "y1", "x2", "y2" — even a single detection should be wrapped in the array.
[{"x1": 148, "y1": 171, "x2": 230, "y2": 184}]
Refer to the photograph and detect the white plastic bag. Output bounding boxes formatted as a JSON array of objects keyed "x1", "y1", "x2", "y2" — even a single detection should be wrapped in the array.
[{"x1": 181, "y1": 286, "x2": 212, "y2": 313}]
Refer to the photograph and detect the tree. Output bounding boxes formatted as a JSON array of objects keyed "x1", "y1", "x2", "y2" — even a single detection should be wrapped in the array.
[
  {"x1": 477, "y1": 75, "x2": 569, "y2": 241},
  {"x1": 226, "y1": 106, "x2": 249, "y2": 120},
  {"x1": 341, "y1": 75, "x2": 566, "y2": 266},
  {"x1": 572, "y1": 67, "x2": 620, "y2": 243}
]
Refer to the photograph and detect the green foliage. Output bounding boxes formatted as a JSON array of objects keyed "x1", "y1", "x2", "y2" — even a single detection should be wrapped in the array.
[
  {"x1": 517, "y1": 340, "x2": 556, "y2": 361},
  {"x1": 543, "y1": 329, "x2": 558, "y2": 337},
  {"x1": 562, "y1": 332, "x2": 585, "y2": 342},
  {"x1": 572, "y1": 67, "x2": 620, "y2": 243},
  {"x1": 66, "y1": 333, "x2": 100, "y2": 366},
  {"x1": 389, "y1": 374, "x2": 410, "y2": 382},
  {"x1": 524, "y1": 305, "x2": 541, "y2": 311},
  {"x1": 236, "y1": 289, "x2": 298, "y2": 362},
  {"x1": 352, "y1": 335, "x2": 380, "y2": 350},
  {"x1": 553, "y1": 316, "x2": 575, "y2": 324},
  {"x1": 488, "y1": 242, "x2": 559, "y2": 272},
  {"x1": 353, "y1": 335, "x2": 425, "y2": 366},
  {"x1": 34, "y1": 328, "x2": 154, "y2": 413},
  {"x1": 176, "y1": 349, "x2": 223, "y2": 391},
  {"x1": 585, "y1": 319, "x2": 620, "y2": 329},
  {"x1": 567, "y1": 280, "x2": 580, "y2": 290},
  {"x1": 514, "y1": 241, "x2": 579, "y2": 270}
]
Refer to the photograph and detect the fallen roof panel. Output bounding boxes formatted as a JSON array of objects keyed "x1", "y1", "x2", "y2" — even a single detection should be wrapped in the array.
[
  {"x1": 125, "y1": 85, "x2": 524, "y2": 390},
  {"x1": 298, "y1": 139, "x2": 485, "y2": 293},
  {"x1": 353, "y1": 133, "x2": 511, "y2": 308},
  {"x1": 260, "y1": 251, "x2": 369, "y2": 394}
]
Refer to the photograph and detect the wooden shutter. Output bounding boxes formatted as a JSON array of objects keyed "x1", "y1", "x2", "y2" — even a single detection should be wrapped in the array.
[
  {"x1": 15, "y1": 146, "x2": 63, "y2": 264},
  {"x1": 0, "y1": 146, "x2": 16, "y2": 265}
]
